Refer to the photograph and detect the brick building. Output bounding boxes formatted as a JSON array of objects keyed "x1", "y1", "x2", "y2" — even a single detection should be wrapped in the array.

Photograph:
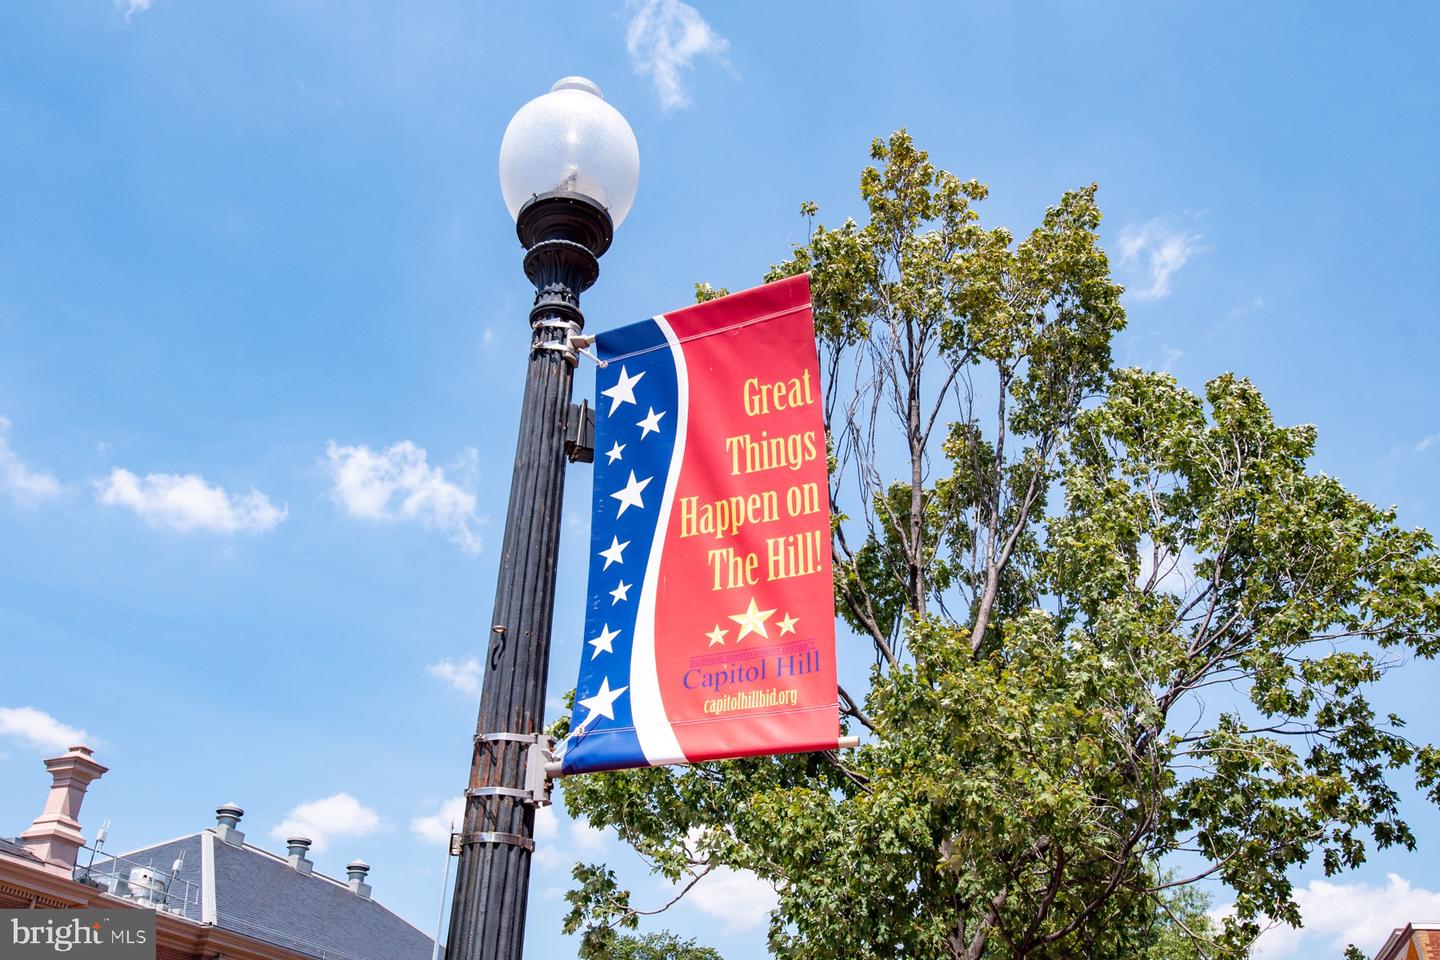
[
  {"x1": 1374, "y1": 925, "x2": 1440, "y2": 960},
  {"x1": 1, "y1": 744, "x2": 434, "y2": 960}
]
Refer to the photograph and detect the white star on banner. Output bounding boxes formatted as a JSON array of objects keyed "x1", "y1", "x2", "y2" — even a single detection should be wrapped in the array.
[
  {"x1": 598, "y1": 535, "x2": 630, "y2": 569},
  {"x1": 610, "y1": 470, "x2": 652, "y2": 517},
  {"x1": 605, "y1": 441, "x2": 625, "y2": 464},
  {"x1": 601, "y1": 366, "x2": 644, "y2": 415},
  {"x1": 609, "y1": 580, "x2": 632, "y2": 604},
  {"x1": 589, "y1": 624, "x2": 620, "y2": 659},
  {"x1": 575, "y1": 677, "x2": 628, "y2": 733},
  {"x1": 636, "y1": 407, "x2": 666, "y2": 439}
]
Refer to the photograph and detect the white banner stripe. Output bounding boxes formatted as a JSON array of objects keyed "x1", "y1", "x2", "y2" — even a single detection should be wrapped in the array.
[{"x1": 629, "y1": 314, "x2": 688, "y2": 766}]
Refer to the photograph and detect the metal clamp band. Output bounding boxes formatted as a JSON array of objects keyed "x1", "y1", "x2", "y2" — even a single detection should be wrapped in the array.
[
  {"x1": 466, "y1": 786, "x2": 531, "y2": 801},
  {"x1": 466, "y1": 734, "x2": 559, "y2": 809},
  {"x1": 532, "y1": 318, "x2": 582, "y2": 366},
  {"x1": 476, "y1": 732, "x2": 542, "y2": 745},
  {"x1": 536, "y1": 340, "x2": 579, "y2": 367},
  {"x1": 462, "y1": 831, "x2": 535, "y2": 853}
]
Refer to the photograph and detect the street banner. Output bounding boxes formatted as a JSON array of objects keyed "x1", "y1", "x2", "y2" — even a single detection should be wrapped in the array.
[{"x1": 562, "y1": 274, "x2": 839, "y2": 775}]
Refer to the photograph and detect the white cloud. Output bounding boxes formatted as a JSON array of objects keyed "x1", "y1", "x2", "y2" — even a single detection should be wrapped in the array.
[
  {"x1": 1117, "y1": 219, "x2": 1203, "y2": 300},
  {"x1": 427, "y1": 657, "x2": 482, "y2": 697},
  {"x1": 533, "y1": 805, "x2": 564, "y2": 867},
  {"x1": 535, "y1": 805, "x2": 559, "y2": 843},
  {"x1": 1415, "y1": 433, "x2": 1438, "y2": 453},
  {"x1": 0, "y1": 417, "x2": 63, "y2": 506},
  {"x1": 570, "y1": 817, "x2": 608, "y2": 853},
  {"x1": 0, "y1": 706, "x2": 91, "y2": 753},
  {"x1": 1227, "y1": 294, "x2": 1267, "y2": 319},
  {"x1": 270, "y1": 793, "x2": 381, "y2": 854},
  {"x1": 690, "y1": 866, "x2": 777, "y2": 932},
  {"x1": 532, "y1": 812, "x2": 607, "y2": 868},
  {"x1": 626, "y1": 0, "x2": 730, "y2": 111},
  {"x1": 1218, "y1": 873, "x2": 1440, "y2": 958},
  {"x1": 410, "y1": 797, "x2": 465, "y2": 845},
  {"x1": 118, "y1": 0, "x2": 151, "y2": 22},
  {"x1": 95, "y1": 468, "x2": 285, "y2": 534},
  {"x1": 325, "y1": 440, "x2": 482, "y2": 555}
]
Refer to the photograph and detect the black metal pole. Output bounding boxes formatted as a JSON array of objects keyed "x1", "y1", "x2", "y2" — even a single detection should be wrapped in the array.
[{"x1": 446, "y1": 192, "x2": 613, "y2": 960}]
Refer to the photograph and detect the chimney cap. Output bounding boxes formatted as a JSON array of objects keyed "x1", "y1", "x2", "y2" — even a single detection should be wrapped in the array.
[
  {"x1": 213, "y1": 802, "x2": 246, "y2": 846},
  {"x1": 346, "y1": 860, "x2": 372, "y2": 898},
  {"x1": 286, "y1": 836, "x2": 313, "y2": 849}
]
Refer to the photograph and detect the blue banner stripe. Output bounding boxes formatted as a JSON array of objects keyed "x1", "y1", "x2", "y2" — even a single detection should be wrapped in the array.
[{"x1": 563, "y1": 317, "x2": 680, "y2": 774}]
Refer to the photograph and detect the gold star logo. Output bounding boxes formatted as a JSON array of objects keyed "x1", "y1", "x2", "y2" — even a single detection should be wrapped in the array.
[
  {"x1": 728, "y1": 597, "x2": 777, "y2": 642},
  {"x1": 777, "y1": 613, "x2": 799, "y2": 636},
  {"x1": 705, "y1": 624, "x2": 728, "y2": 647}
]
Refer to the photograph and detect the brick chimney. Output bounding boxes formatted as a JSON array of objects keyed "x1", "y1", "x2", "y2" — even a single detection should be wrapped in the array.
[{"x1": 19, "y1": 744, "x2": 108, "y2": 877}]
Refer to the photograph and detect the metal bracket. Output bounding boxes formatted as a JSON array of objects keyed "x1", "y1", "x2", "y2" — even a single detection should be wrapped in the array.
[
  {"x1": 525, "y1": 736, "x2": 557, "y2": 807},
  {"x1": 536, "y1": 341, "x2": 578, "y2": 366},
  {"x1": 469, "y1": 733, "x2": 557, "y2": 808},
  {"x1": 466, "y1": 786, "x2": 531, "y2": 801},
  {"x1": 460, "y1": 831, "x2": 535, "y2": 853},
  {"x1": 570, "y1": 333, "x2": 607, "y2": 368},
  {"x1": 565, "y1": 400, "x2": 596, "y2": 463},
  {"x1": 476, "y1": 732, "x2": 543, "y2": 745},
  {"x1": 532, "y1": 318, "x2": 581, "y2": 366}
]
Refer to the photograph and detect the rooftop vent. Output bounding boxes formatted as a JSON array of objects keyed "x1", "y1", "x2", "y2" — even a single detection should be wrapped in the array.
[
  {"x1": 346, "y1": 859, "x2": 371, "y2": 899},
  {"x1": 286, "y1": 836, "x2": 313, "y2": 876},
  {"x1": 214, "y1": 803, "x2": 245, "y2": 846},
  {"x1": 125, "y1": 866, "x2": 165, "y2": 904}
]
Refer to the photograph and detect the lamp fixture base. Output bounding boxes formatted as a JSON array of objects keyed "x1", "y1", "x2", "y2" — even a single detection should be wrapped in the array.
[
  {"x1": 517, "y1": 192, "x2": 614, "y2": 330},
  {"x1": 516, "y1": 191, "x2": 613, "y2": 257}
]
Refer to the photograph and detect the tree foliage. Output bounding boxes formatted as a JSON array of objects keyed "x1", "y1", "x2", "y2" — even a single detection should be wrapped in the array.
[
  {"x1": 612, "y1": 932, "x2": 724, "y2": 960},
  {"x1": 556, "y1": 131, "x2": 1440, "y2": 959}
]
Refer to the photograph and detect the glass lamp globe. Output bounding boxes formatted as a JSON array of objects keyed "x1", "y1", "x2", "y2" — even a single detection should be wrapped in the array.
[{"x1": 498, "y1": 77, "x2": 640, "y2": 229}]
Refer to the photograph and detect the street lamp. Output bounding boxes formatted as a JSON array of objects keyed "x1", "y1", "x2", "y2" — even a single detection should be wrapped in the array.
[
  {"x1": 446, "y1": 78, "x2": 639, "y2": 960},
  {"x1": 499, "y1": 76, "x2": 639, "y2": 229}
]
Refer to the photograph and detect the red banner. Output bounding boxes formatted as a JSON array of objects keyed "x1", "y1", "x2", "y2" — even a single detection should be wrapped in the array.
[{"x1": 563, "y1": 275, "x2": 839, "y2": 774}]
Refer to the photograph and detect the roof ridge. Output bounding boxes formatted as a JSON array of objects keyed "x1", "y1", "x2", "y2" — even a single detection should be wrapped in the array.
[
  {"x1": 230, "y1": 841, "x2": 354, "y2": 890},
  {"x1": 103, "y1": 831, "x2": 204, "y2": 859}
]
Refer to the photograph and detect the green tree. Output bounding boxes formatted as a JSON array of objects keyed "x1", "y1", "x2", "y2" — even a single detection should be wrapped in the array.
[
  {"x1": 556, "y1": 131, "x2": 1440, "y2": 959},
  {"x1": 1143, "y1": 884, "x2": 1218, "y2": 960},
  {"x1": 611, "y1": 931, "x2": 724, "y2": 960}
]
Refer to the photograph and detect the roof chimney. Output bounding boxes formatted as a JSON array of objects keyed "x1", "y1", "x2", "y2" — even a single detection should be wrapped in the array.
[
  {"x1": 286, "y1": 836, "x2": 313, "y2": 876},
  {"x1": 19, "y1": 744, "x2": 108, "y2": 877},
  {"x1": 214, "y1": 802, "x2": 245, "y2": 846},
  {"x1": 346, "y1": 859, "x2": 371, "y2": 899}
]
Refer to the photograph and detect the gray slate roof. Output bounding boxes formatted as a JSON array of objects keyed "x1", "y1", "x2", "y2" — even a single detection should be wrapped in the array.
[{"x1": 89, "y1": 831, "x2": 432, "y2": 960}]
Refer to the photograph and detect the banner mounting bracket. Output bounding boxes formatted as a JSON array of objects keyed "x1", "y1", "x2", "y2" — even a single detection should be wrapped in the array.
[
  {"x1": 565, "y1": 400, "x2": 595, "y2": 463},
  {"x1": 471, "y1": 733, "x2": 558, "y2": 807}
]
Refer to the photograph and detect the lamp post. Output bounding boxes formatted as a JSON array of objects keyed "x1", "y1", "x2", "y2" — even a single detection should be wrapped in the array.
[{"x1": 446, "y1": 77, "x2": 639, "y2": 960}]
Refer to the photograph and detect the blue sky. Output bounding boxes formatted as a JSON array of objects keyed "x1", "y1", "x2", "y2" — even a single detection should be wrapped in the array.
[{"x1": 1, "y1": 2, "x2": 1437, "y2": 957}]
